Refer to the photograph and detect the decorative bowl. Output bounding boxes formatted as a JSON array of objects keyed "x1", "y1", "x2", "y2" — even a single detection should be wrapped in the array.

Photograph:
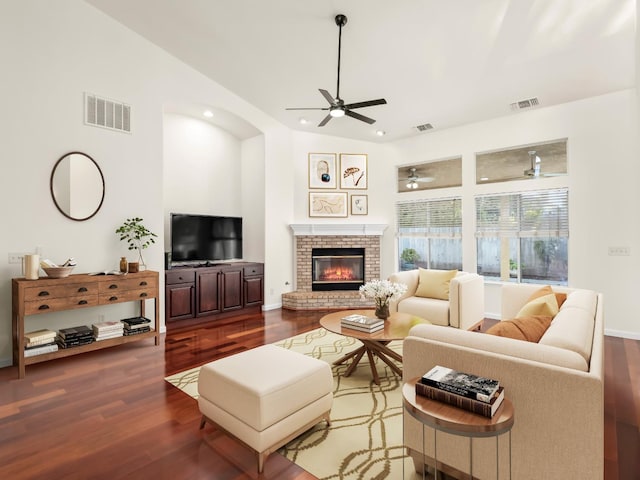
[{"x1": 42, "y1": 266, "x2": 75, "y2": 278}]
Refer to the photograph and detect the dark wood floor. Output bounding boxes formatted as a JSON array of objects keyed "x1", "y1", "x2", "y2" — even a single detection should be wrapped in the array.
[{"x1": 0, "y1": 310, "x2": 638, "y2": 479}]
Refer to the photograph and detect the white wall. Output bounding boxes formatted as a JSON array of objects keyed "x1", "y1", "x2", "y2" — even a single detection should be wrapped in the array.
[
  {"x1": 0, "y1": 0, "x2": 288, "y2": 366},
  {"x1": 386, "y1": 89, "x2": 640, "y2": 338},
  {"x1": 163, "y1": 113, "x2": 243, "y2": 246}
]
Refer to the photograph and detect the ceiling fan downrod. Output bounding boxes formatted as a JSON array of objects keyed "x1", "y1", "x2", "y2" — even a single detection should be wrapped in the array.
[{"x1": 335, "y1": 14, "x2": 347, "y2": 101}]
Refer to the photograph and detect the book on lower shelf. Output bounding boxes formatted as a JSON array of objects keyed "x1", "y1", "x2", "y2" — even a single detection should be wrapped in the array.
[
  {"x1": 24, "y1": 343, "x2": 59, "y2": 357},
  {"x1": 24, "y1": 329, "x2": 57, "y2": 344},
  {"x1": 415, "y1": 382, "x2": 505, "y2": 418},
  {"x1": 420, "y1": 365, "x2": 500, "y2": 403}
]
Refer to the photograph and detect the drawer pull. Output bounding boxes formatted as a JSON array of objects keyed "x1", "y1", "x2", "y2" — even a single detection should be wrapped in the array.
[
  {"x1": 38, "y1": 305, "x2": 50, "y2": 310},
  {"x1": 38, "y1": 291, "x2": 50, "y2": 297},
  {"x1": 78, "y1": 287, "x2": 88, "y2": 292},
  {"x1": 140, "y1": 292, "x2": 148, "y2": 298},
  {"x1": 140, "y1": 281, "x2": 148, "y2": 286},
  {"x1": 109, "y1": 284, "x2": 118, "y2": 289},
  {"x1": 78, "y1": 300, "x2": 88, "y2": 305},
  {"x1": 109, "y1": 296, "x2": 118, "y2": 301}
]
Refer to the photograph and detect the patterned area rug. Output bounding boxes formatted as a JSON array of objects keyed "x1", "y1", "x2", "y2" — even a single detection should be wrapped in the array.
[{"x1": 165, "y1": 328, "x2": 416, "y2": 479}]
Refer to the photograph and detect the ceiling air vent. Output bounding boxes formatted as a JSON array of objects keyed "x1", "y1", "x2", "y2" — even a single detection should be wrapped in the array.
[
  {"x1": 510, "y1": 97, "x2": 540, "y2": 111},
  {"x1": 85, "y1": 93, "x2": 131, "y2": 133},
  {"x1": 415, "y1": 123, "x2": 434, "y2": 132}
]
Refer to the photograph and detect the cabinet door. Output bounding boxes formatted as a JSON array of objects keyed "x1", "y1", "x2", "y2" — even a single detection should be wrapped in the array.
[
  {"x1": 165, "y1": 283, "x2": 195, "y2": 321},
  {"x1": 244, "y1": 276, "x2": 264, "y2": 307},
  {"x1": 197, "y1": 270, "x2": 221, "y2": 316},
  {"x1": 221, "y1": 269, "x2": 243, "y2": 311}
]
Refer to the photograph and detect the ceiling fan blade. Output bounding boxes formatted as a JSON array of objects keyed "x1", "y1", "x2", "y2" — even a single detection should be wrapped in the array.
[
  {"x1": 345, "y1": 109, "x2": 376, "y2": 125},
  {"x1": 318, "y1": 114, "x2": 333, "y2": 127},
  {"x1": 344, "y1": 98, "x2": 387, "y2": 109},
  {"x1": 319, "y1": 89, "x2": 336, "y2": 105},
  {"x1": 285, "y1": 107, "x2": 329, "y2": 111}
]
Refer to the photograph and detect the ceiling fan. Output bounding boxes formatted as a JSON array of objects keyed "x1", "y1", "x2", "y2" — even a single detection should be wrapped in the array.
[
  {"x1": 524, "y1": 150, "x2": 566, "y2": 178},
  {"x1": 286, "y1": 14, "x2": 387, "y2": 127},
  {"x1": 400, "y1": 167, "x2": 434, "y2": 189}
]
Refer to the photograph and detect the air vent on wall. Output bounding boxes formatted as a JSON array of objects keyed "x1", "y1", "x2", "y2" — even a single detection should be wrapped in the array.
[
  {"x1": 84, "y1": 93, "x2": 131, "y2": 133},
  {"x1": 415, "y1": 123, "x2": 434, "y2": 132},
  {"x1": 510, "y1": 97, "x2": 540, "y2": 111}
]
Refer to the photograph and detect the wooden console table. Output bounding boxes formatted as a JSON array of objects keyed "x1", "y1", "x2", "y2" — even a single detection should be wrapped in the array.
[
  {"x1": 12, "y1": 271, "x2": 160, "y2": 379},
  {"x1": 403, "y1": 378, "x2": 514, "y2": 479}
]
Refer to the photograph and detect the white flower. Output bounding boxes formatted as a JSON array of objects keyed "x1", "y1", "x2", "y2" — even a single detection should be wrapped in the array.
[{"x1": 359, "y1": 280, "x2": 408, "y2": 307}]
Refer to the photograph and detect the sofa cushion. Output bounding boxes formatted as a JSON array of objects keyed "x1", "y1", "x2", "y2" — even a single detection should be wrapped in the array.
[
  {"x1": 485, "y1": 315, "x2": 553, "y2": 342},
  {"x1": 516, "y1": 285, "x2": 559, "y2": 318},
  {"x1": 414, "y1": 268, "x2": 458, "y2": 300},
  {"x1": 398, "y1": 296, "x2": 450, "y2": 326},
  {"x1": 539, "y1": 292, "x2": 597, "y2": 363}
]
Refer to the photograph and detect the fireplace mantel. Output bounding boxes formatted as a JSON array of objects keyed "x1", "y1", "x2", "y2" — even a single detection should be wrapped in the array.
[{"x1": 289, "y1": 224, "x2": 387, "y2": 236}]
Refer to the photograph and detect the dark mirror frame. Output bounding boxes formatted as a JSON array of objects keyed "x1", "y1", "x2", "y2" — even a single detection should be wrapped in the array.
[{"x1": 50, "y1": 151, "x2": 105, "y2": 221}]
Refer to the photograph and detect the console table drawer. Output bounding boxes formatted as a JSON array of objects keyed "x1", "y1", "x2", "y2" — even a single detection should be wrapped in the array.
[
  {"x1": 99, "y1": 287, "x2": 156, "y2": 304},
  {"x1": 99, "y1": 276, "x2": 158, "y2": 293},
  {"x1": 24, "y1": 283, "x2": 97, "y2": 301},
  {"x1": 25, "y1": 294, "x2": 99, "y2": 314}
]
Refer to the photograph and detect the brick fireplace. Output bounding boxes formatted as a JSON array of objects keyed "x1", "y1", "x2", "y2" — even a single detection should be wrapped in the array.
[{"x1": 282, "y1": 224, "x2": 387, "y2": 310}]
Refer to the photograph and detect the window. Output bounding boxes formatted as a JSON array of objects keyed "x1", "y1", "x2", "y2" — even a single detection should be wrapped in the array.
[
  {"x1": 397, "y1": 157, "x2": 462, "y2": 192},
  {"x1": 475, "y1": 188, "x2": 568, "y2": 284},
  {"x1": 396, "y1": 198, "x2": 462, "y2": 271}
]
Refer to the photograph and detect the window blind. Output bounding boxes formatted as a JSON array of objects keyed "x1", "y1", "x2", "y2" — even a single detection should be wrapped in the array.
[
  {"x1": 475, "y1": 188, "x2": 568, "y2": 238},
  {"x1": 396, "y1": 198, "x2": 462, "y2": 238}
]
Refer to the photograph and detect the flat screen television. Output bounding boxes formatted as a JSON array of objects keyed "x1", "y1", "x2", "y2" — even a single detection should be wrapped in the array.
[{"x1": 170, "y1": 213, "x2": 242, "y2": 263}]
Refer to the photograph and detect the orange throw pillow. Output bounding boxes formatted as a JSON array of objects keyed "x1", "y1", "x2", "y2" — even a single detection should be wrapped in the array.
[{"x1": 486, "y1": 315, "x2": 553, "y2": 342}]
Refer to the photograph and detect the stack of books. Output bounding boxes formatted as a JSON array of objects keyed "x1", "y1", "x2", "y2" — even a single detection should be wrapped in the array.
[
  {"x1": 92, "y1": 321, "x2": 124, "y2": 341},
  {"x1": 121, "y1": 316, "x2": 152, "y2": 336},
  {"x1": 416, "y1": 365, "x2": 504, "y2": 418},
  {"x1": 24, "y1": 329, "x2": 59, "y2": 357},
  {"x1": 56, "y1": 326, "x2": 94, "y2": 348},
  {"x1": 340, "y1": 314, "x2": 384, "y2": 333}
]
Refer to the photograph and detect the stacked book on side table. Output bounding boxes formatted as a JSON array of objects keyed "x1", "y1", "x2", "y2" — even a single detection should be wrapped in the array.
[
  {"x1": 416, "y1": 365, "x2": 504, "y2": 418},
  {"x1": 341, "y1": 314, "x2": 384, "y2": 333},
  {"x1": 57, "y1": 326, "x2": 94, "y2": 349},
  {"x1": 92, "y1": 321, "x2": 124, "y2": 341},
  {"x1": 24, "y1": 329, "x2": 59, "y2": 357},
  {"x1": 121, "y1": 316, "x2": 152, "y2": 336}
]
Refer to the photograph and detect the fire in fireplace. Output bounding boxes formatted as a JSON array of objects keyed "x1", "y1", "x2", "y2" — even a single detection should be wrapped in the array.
[{"x1": 311, "y1": 248, "x2": 365, "y2": 291}]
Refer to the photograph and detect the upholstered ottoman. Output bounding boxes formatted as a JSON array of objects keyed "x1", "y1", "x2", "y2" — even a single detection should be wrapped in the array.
[{"x1": 197, "y1": 344, "x2": 333, "y2": 472}]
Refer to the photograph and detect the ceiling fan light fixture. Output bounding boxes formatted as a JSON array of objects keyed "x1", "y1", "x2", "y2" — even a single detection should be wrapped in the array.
[
  {"x1": 329, "y1": 107, "x2": 345, "y2": 118},
  {"x1": 406, "y1": 180, "x2": 418, "y2": 189}
]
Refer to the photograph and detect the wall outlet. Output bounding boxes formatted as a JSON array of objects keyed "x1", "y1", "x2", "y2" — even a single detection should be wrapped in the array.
[
  {"x1": 608, "y1": 246, "x2": 630, "y2": 256},
  {"x1": 8, "y1": 253, "x2": 25, "y2": 264}
]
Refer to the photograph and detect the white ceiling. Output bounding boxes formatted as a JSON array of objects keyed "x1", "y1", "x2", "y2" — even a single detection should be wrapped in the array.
[{"x1": 87, "y1": 0, "x2": 636, "y2": 143}]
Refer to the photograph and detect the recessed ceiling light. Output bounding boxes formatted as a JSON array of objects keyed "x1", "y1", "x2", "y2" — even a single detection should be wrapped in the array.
[
  {"x1": 299, "y1": 118, "x2": 308, "y2": 125},
  {"x1": 376, "y1": 130, "x2": 385, "y2": 136},
  {"x1": 203, "y1": 110, "x2": 214, "y2": 118},
  {"x1": 480, "y1": 177, "x2": 489, "y2": 181}
]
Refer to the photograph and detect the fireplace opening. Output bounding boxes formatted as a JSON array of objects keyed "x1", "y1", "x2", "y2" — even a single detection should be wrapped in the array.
[{"x1": 312, "y1": 248, "x2": 364, "y2": 291}]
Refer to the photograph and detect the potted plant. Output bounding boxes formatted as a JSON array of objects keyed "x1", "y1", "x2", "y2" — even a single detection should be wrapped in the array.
[
  {"x1": 400, "y1": 248, "x2": 420, "y2": 269},
  {"x1": 115, "y1": 217, "x2": 157, "y2": 271}
]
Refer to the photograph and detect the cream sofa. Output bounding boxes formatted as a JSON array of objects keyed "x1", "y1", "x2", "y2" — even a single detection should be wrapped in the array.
[
  {"x1": 403, "y1": 283, "x2": 604, "y2": 479},
  {"x1": 388, "y1": 269, "x2": 484, "y2": 330}
]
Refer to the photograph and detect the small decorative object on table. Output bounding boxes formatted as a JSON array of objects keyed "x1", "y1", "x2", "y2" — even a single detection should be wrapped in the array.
[
  {"x1": 359, "y1": 279, "x2": 407, "y2": 320},
  {"x1": 40, "y1": 257, "x2": 77, "y2": 278},
  {"x1": 115, "y1": 217, "x2": 157, "y2": 271}
]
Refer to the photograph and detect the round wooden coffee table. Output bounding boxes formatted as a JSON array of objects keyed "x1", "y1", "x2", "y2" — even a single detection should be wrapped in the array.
[{"x1": 319, "y1": 309, "x2": 430, "y2": 385}]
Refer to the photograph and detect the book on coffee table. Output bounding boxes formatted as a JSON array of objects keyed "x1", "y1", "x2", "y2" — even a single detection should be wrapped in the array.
[
  {"x1": 421, "y1": 365, "x2": 500, "y2": 403},
  {"x1": 341, "y1": 314, "x2": 384, "y2": 333}
]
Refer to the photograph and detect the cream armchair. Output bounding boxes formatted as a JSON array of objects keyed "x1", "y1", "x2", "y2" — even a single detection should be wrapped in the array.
[{"x1": 388, "y1": 269, "x2": 484, "y2": 330}]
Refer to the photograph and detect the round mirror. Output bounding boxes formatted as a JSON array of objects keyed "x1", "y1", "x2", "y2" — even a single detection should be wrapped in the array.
[{"x1": 50, "y1": 152, "x2": 105, "y2": 221}]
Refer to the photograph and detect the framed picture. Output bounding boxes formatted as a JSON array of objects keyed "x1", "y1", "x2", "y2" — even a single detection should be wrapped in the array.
[
  {"x1": 309, "y1": 192, "x2": 348, "y2": 217},
  {"x1": 351, "y1": 194, "x2": 368, "y2": 215},
  {"x1": 308, "y1": 153, "x2": 337, "y2": 189},
  {"x1": 340, "y1": 154, "x2": 368, "y2": 189}
]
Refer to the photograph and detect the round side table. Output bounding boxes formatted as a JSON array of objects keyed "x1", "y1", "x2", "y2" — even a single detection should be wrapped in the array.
[{"x1": 403, "y1": 378, "x2": 515, "y2": 479}]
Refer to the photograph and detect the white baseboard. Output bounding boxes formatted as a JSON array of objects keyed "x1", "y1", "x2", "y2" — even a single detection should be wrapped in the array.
[
  {"x1": 0, "y1": 358, "x2": 12, "y2": 369},
  {"x1": 263, "y1": 302, "x2": 282, "y2": 311},
  {"x1": 604, "y1": 328, "x2": 640, "y2": 340}
]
